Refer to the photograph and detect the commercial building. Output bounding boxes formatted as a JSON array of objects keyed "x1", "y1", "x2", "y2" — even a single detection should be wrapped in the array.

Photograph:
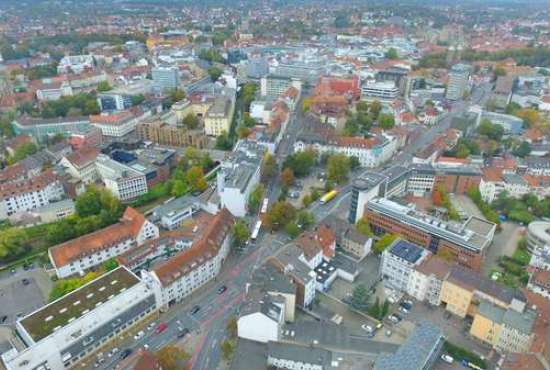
[
  {"x1": 90, "y1": 109, "x2": 155, "y2": 138},
  {"x1": 0, "y1": 170, "x2": 65, "y2": 220},
  {"x1": 273, "y1": 58, "x2": 326, "y2": 84},
  {"x1": 261, "y1": 75, "x2": 302, "y2": 101},
  {"x1": 48, "y1": 207, "x2": 159, "y2": 278},
  {"x1": 526, "y1": 221, "x2": 550, "y2": 253},
  {"x1": 149, "y1": 194, "x2": 217, "y2": 231},
  {"x1": 360, "y1": 81, "x2": 400, "y2": 102},
  {"x1": 95, "y1": 155, "x2": 148, "y2": 200},
  {"x1": 12, "y1": 115, "x2": 92, "y2": 143},
  {"x1": 246, "y1": 57, "x2": 270, "y2": 79},
  {"x1": 470, "y1": 301, "x2": 536, "y2": 353},
  {"x1": 144, "y1": 208, "x2": 234, "y2": 307},
  {"x1": 1, "y1": 267, "x2": 161, "y2": 370},
  {"x1": 365, "y1": 198, "x2": 496, "y2": 271},
  {"x1": 57, "y1": 55, "x2": 94, "y2": 75},
  {"x1": 477, "y1": 110, "x2": 524, "y2": 134},
  {"x1": 373, "y1": 321, "x2": 444, "y2": 370},
  {"x1": 446, "y1": 64, "x2": 471, "y2": 101},
  {"x1": 238, "y1": 294, "x2": 285, "y2": 344},
  {"x1": 59, "y1": 145, "x2": 100, "y2": 185},
  {"x1": 136, "y1": 111, "x2": 207, "y2": 149},
  {"x1": 203, "y1": 95, "x2": 235, "y2": 136},
  {"x1": 380, "y1": 238, "x2": 430, "y2": 292},
  {"x1": 152, "y1": 66, "x2": 179, "y2": 94},
  {"x1": 33, "y1": 79, "x2": 73, "y2": 101},
  {"x1": 217, "y1": 143, "x2": 263, "y2": 217}
]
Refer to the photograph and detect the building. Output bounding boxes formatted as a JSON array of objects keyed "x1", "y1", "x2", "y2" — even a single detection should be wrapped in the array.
[
  {"x1": 527, "y1": 269, "x2": 550, "y2": 299},
  {"x1": 136, "y1": 112, "x2": 207, "y2": 149},
  {"x1": 238, "y1": 294, "x2": 285, "y2": 343},
  {"x1": 446, "y1": 64, "x2": 471, "y2": 101},
  {"x1": 470, "y1": 300, "x2": 536, "y2": 353},
  {"x1": 12, "y1": 115, "x2": 92, "y2": 143},
  {"x1": 90, "y1": 109, "x2": 154, "y2": 138},
  {"x1": 267, "y1": 341, "x2": 331, "y2": 370},
  {"x1": 34, "y1": 79, "x2": 73, "y2": 101},
  {"x1": 59, "y1": 145, "x2": 100, "y2": 184},
  {"x1": 48, "y1": 207, "x2": 159, "y2": 278},
  {"x1": 1, "y1": 267, "x2": 161, "y2": 370},
  {"x1": 477, "y1": 110, "x2": 524, "y2": 134},
  {"x1": 57, "y1": 55, "x2": 94, "y2": 75},
  {"x1": 152, "y1": 66, "x2": 179, "y2": 94},
  {"x1": 366, "y1": 198, "x2": 496, "y2": 271},
  {"x1": 9, "y1": 199, "x2": 75, "y2": 227},
  {"x1": 261, "y1": 75, "x2": 302, "y2": 101},
  {"x1": 407, "y1": 254, "x2": 452, "y2": 305},
  {"x1": 217, "y1": 144, "x2": 262, "y2": 217},
  {"x1": 349, "y1": 172, "x2": 388, "y2": 224},
  {"x1": 341, "y1": 228, "x2": 372, "y2": 260},
  {"x1": 360, "y1": 81, "x2": 400, "y2": 102},
  {"x1": 95, "y1": 155, "x2": 148, "y2": 200},
  {"x1": 380, "y1": 238, "x2": 430, "y2": 292},
  {"x1": 0, "y1": 170, "x2": 65, "y2": 220},
  {"x1": 273, "y1": 58, "x2": 326, "y2": 84},
  {"x1": 203, "y1": 95, "x2": 235, "y2": 136},
  {"x1": 246, "y1": 58, "x2": 270, "y2": 79},
  {"x1": 144, "y1": 208, "x2": 234, "y2": 307},
  {"x1": 526, "y1": 221, "x2": 550, "y2": 253},
  {"x1": 406, "y1": 164, "x2": 481, "y2": 197},
  {"x1": 373, "y1": 321, "x2": 444, "y2": 370}
]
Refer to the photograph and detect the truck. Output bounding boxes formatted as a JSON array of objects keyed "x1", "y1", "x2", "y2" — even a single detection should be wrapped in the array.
[{"x1": 320, "y1": 190, "x2": 338, "y2": 204}]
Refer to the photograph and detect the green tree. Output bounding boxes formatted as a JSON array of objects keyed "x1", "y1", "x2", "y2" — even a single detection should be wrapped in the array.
[
  {"x1": 231, "y1": 220, "x2": 251, "y2": 247},
  {"x1": 310, "y1": 188, "x2": 320, "y2": 201},
  {"x1": 327, "y1": 153, "x2": 350, "y2": 184},
  {"x1": 384, "y1": 48, "x2": 399, "y2": 60},
  {"x1": 12, "y1": 141, "x2": 38, "y2": 162},
  {"x1": 513, "y1": 141, "x2": 531, "y2": 158},
  {"x1": 349, "y1": 156, "x2": 360, "y2": 170},
  {"x1": 263, "y1": 201, "x2": 296, "y2": 230},
  {"x1": 261, "y1": 152, "x2": 278, "y2": 184},
  {"x1": 66, "y1": 107, "x2": 83, "y2": 117},
  {"x1": 368, "y1": 297, "x2": 382, "y2": 318},
  {"x1": 369, "y1": 100, "x2": 382, "y2": 119},
  {"x1": 215, "y1": 130, "x2": 233, "y2": 150},
  {"x1": 104, "y1": 258, "x2": 119, "y2": 271},
  {"x1": 455, "y1": 142, "x2": 471, "y2": 158},
  {"x1": 478, "y1": 119, "x2": 505, "y2": 141},
  {"x1": 348, "y1": 284, "x2": 370, "y2": 312},
  {"x1": 356, "y1": 217, "x2": 373, "y2": 237},
  {"x1": 186, "y1": 166, "x2": 208, "y2": 192},
  {"x1": 131, "y1": 94, "x2": 145, "y2": 106},
  {"x1": 96, "y1": 81, "x2": 112, "y2": 92},
  {"x1": 221, "y1": 338, "x2": 234, "y2": 361},
  {"x1": 282, "y1": 150, "x2": 316, "y2": 176},
  {"x1": 0, "y1": 111, "x2": 15, "y2": 137},
  {"x1": 75, "y1": 186, "x2": 102, "y2": 218},
  {"x1": 297, "y1": 210, "x2": 315, "y2": 229},
  {"x1": 171, "y1": 180, "x2": 187, "y2": 197},
  {"x1": 285, "y1": 221, "x2": 300, "y2": 239},
  {"x1": 237, "y1": 124, "x2": 250, "y2": 139},
  {"x1": 182, "y1": 113, "x2": 199, "y2": 129},
  {"x1": 280, "y1": 168, "x2": 295, "y2": 188},
  {"x1": 379, "y1": 113, "x2": 395, "y2": 130},
  {"x1": 302, "y1": 194, "x2": 312, "y2": 207},
  {"x1": 0, "y1": 228, "x2": 29, "y2": 260},
  {"x1": 84, "y1": 100, "x2": 100, "y2": 115},
  {"x1": 248, "y1": 184, "x2": 264, "y2": 213},
  {"x1": 374, "y1": 234, "x2": 399, "y2": 254},
  {"x1": 227, "y1": 317, "x2": 238, "y2": 338},
  {"x1": 156, "y1": 346, "x2": 189, "y2": 370},
  {"x1": 207, "y1": 66, "x2": 223, "y2": 82}
]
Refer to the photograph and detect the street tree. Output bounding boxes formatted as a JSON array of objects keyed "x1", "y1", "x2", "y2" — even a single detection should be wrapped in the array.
[
  {"x1": 349, "y1": 284, "x2": 370, "y2": 312},
  {"x1": 263, "y1": 201, "x2": 296, "y2": 230},
  {"x1": 221, "y1": 338, "x2": 234, "y2": 361},
  {"x1": 231, "y1": 220, "x2": 251, "y2": 248},
  {"x1": 280, "y1": 168, "x2": 295, "y2": 188},
  {"x1": 297, "y1": 210, "x2": 315, "y2": 229},
  {"x1": 186, "y1": 166, "x2": 208, "y2": 192},
  {"x1": 356, "y1": 217, "x2": 373, "y2": 237},
  {"x1": 285, "y1": 221, "x2": 300, "y2": 239},
  {"x1": 261, "y1": 152, "x2": 278, "y2": 184},
  {"x1": 248, "y1": 184, "x2": 264, "y2": 213},
  {"x1": 156, "y1": 346, "x2": 189, "y2": 370},
  {"x1": 327, "y1": 153, "x2": 350, "y2": 184}
]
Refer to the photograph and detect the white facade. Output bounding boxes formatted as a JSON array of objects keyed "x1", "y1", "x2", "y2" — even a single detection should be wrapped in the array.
[
  {"x1": 57, "y1": 55, "x2": 94, "y2": 75},
  {"x1": 59, "y1": 157, "x2": 98, "y2": 185},
  {"x1": 238, "y1": 311, "x2": 282, "y2": 344},
  {"x1": 380, "y1": 241, "x2": 430, "y2": 292},
  {"x1": 95, "y1": 155, "x2": 148, "y2": 200},
  {"x1": 2, "y1": 267, "x2": 162, "y2": 370},
  {"x1": 91, "y1": 111, "x2": 153, "y2": 138},
  {"x1": 360, "y1": 81, "x2": 399, "y2": 102},
  {"x1": 407, "y1": 267, "x2": 444, "y2": 305},
  {"x1": 36, "y1": 82, "x2": 73, "y2": 101}
]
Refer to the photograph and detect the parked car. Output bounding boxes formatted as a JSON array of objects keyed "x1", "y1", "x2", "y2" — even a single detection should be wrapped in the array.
[
  {"x1": 361, "y1": 324, "x2": 373, "y2": 333},
  {"x1": 375, "y1": 323, "x2": 383, "y2": 330},
  {"x1": 133, "y1": 330, "x2": 145, "y2": 340},
  {"x1": 388, "y1": 315, "x2": 400, "y2": 324},
  {"x1": 147, "y1": 322, "x2": 157, "y2": 330},
  {"x1": 108, "y1": 348, "x2": 119, "y2": 358},
  {"x1": 387, "y1": 296, "x2": 396, "y2": 304},
  {"x1": 385, "y1": 329, "x2": 392, "y2": 337},
  {"x1": 155, "y1": 322, "x2": 167, "y2": 334},
  {"x1": 441, "y1": 354, "x2": 454, "y2": 364},
  {"x1": 399, "y1": 306, "x2": 409, "y2": 314},
  {"x1": 190, "y1": 305, "x2": 200, "y2": 315},
  {"x1": 93, "y1": 357, "x2": 105, "y2": 368},
  {"x1": 0, "y1": 315, "x2": 7, "y2": 324},
  {"x1": 120, "y1": 349, "x2": 132, "y2": 360},
  {"x1": 218, "y1": 285, "x2": 227, "y2": 294}
]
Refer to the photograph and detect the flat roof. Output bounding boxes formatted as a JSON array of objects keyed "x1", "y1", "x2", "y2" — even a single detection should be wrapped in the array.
[
  {"x1": 388, "y1": 239, "x2": 425, "y2": 263},
  {"x1": 19, "y1": 267, "x2": 139, "y2": 343}
]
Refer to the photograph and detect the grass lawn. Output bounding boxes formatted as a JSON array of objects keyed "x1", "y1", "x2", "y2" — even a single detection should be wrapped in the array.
[{"x1": 512, "y1": 247, "x2": 531, "y2": 265}]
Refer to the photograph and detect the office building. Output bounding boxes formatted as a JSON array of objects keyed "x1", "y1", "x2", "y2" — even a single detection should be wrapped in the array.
[
  {"x1": 152, "y1": 66, "x2": 179, "y2": 94},
  {"x1": 261, "y1": 75, "x2": 302, "y2": 101},
  {"x1": 365, "y1": 198, "x2": 496, "y2": 271},
  {"x1": 1, "y1": 267, "x2": 161, "y2": 370},
  {"x1": 380, "y1": 238, "x2": 430, "y2": 292},
  {"x1": 273, "y1": 58, "x2": 326, "y2": 84},
  {"x1": 203, "y1": 95, "x2": 235, "y2": 136},
  {"x1": 360, "y1": 81, "x2": 400, "y2": 102},
  {"x1": 95, "y1": 155, "x2": 148, "y2": 200},
  {"x1": 446, "y1": 64, "x2": 471, "y2": 101},
  {"x1": 12, "y1": 115, "x2": 91, "y2": 143},
  {"x1": 477, "y1": 110, "x2": 524, "y2": 134},
  {"x1": 136, "y1": 112, "x2": 207, "y2": 149},
  {"x1": 48, "y1": 207, "x2": 158, "y2": 278},
  {"x1": 246, "y1": 57, "x2": 270, "y2": 79},
  {"x1": 59, "y1": 145, "x2": 100, "y2": 185},
  {"x1": 57, "y1": 55, "x2": 94, "y2": 75}
]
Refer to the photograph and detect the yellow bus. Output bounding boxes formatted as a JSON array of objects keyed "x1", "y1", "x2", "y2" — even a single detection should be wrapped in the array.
[{"x1": 320, "y1": 190, "x2": 338, "y2": 204}]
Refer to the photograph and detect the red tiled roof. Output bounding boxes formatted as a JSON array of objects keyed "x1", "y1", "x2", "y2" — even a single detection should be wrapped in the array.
[
  {"x1": 482, "y1": 167, "x2": 503, "y2": 182},
  {"x1": 0, "y1": 170, "x2": 58, "y2": 200},
  {"x1": 316, "y1": 225, "x2": 336, "y2": 259},
  {"x1": 334, "y1": 136, "x2": 379, "y2": 149},
  {"x1": 63, "y1": 145, "x2": 99, "y2": 169},
  {"x1": 49, "y1": 207, "x2": 147, "y2": 268},
  {"x1": 295, "y1": 232, "x2": 323, "y2": 261}
]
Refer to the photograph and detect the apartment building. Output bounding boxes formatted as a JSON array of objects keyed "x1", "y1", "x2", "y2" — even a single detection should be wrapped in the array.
[
  {"x1": 366, "y1": 198, "x2": 496, "y2": 271},
  {"x1": 238, "y1": 294, "x2": 285, "y2": 344},
  {"x1": 380, "y1": 238, "x2": 430, "y2": 292},
  {"x1": 57, "y1": 55, "x2": 94, "y2": 75},
  {"x1": 360, "y1": 81, "x2": 400, "y2": 102},
  {"x1": 90, "y1": 109, "x2": 154, "y2": 138},
  {"x1": 203, "y1": 95, "x2": 235, "y2": 136},
  {"x1": 136, "y1": 112, "x2": 207, "y2": 149},
  {"x1": 260, "y1": 75, "x2": 302, "y2": 101},
  {"x1": 217, "y1": 143, "x2": 263, "y2": 217},
  {"x1": 33, "y1": 79, "x2": 73, "y2": 101},
  {"x1": 527, "y1": 269, "x2": 550, "y2": 300},
  {"x1": 1, "y1": 267, "x2": 161, "y2": 370},
  {"x1": 407, "y1": 255, "x2": 452, "y2": 305},
  {"x1": 48, "y1": 207, "x2": 159, "y2": 278},
  {"x1": 145, "y1": 208, "x2": 234, "y2": 307},
  {"x1": 267, "y1": 342, "x2": 330, "y2": 370},
  {"x1": 0, "y1": 170, "x2": 65, "y2": 220},
  {"x1": 95, "y1": 155, "x2": 148, "y2": 201},
  {"x1": 470, "y1": 301, "x2": 536, "y2": 353},
  {"x1": 59, "y1": 146, "x2": 100, "y2": 185}
]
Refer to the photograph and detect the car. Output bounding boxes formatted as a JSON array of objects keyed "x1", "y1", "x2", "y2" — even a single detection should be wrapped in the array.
[
  {"x1": 28, "y1": 263, "x2": 35, "y2": 269},
  {"x1": 387, "y1": 297, "x2": 396, "y2": 304},
  {"x1": 388, "y1": 315, "x2": 401, "y2": 324},
  {"x1": 143, "y1": 344, "x2": 150, "y2": 350},
  {"x1": 289, "y1": 192, "x2": 300, "y2": 199},
  {"x1": 399, "y1": 307, "x2": 409, "y2": 314},
  {"x1": 375, "y1": 323, "x2": 383, "y2": 330},
  {"x1": 148, "y1": 322, "x2": 157, "y2": 330},
  {"x1": 120, "y1": 349, "x2": 132, "y2": 360},
  {"x1": 218, "y1": 285, "x2": 228, "y2": 294},
  {"x1": 22, "y1": 279, "x2": 29, "y2": 286},
  {"x1": 361, "y1": 324, "x2": 373, "y2": 333},
  {"x1": 10, "y1": 269, "x2": 15, "y2": 274},
  {"x1": 133, "y1": 330, "x2": 145, "y2": 340},
  {"x1": 385, "y1": 330, "x2": 392, "y2": 337},
  {"x1": 108, "y1": 348, "x2": 119, "y2": 357},
  {"x1": 403, "y1": 299, "x2": 414, "y2": 307},
  {"x1": 441, "y1": 354, "x2": 454, "y2": 364},
  {"x1": 23, "y1": 264, "x2": 29, "y2": 271},
  {"x1": 93, "y1": 358, "x2": 105, "y2": 368},
  {"x1": 177, "y1": 328, "x2": 190, "y2": 338},
  {"x1": 401, "y1": 302, "x2": 412, "y2": 310},
  {"x1": 156, "y1": 322, "x2": 167, "y2": 334},
  {"x1": 190, "y1": 305, "x2": 200, "y2": 315}
]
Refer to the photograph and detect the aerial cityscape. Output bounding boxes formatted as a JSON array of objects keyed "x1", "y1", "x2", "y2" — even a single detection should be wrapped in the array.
[{"x1": 1, "y1": 1, "x2": 550, "y2": 370}]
